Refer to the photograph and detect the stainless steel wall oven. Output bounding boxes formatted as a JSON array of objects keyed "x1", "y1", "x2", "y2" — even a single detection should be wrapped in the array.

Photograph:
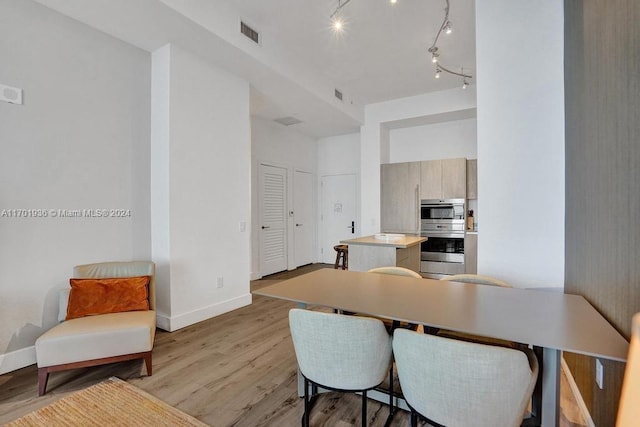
[{"x1": 420, "y1": 199, "x2": 465, "y2": 275}]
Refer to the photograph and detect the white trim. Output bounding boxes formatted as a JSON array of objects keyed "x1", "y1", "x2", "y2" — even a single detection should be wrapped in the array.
[
  {"x1": 0, "y1": 346, "x2": 36, "y2": 375},
  {"x1": 155, "y1": 311, "x2": 171, "y2": 331},
  {"x1": 155, "y1": 293, "x2": 252, "y2": 332},
  {"x1": 561, "y1": 356, "x2": 596, "y2": 427}
]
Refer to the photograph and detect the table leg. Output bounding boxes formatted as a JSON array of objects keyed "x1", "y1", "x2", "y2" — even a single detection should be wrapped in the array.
[
  {"x1": 297, "y1": 302, "x2": 307, "y2": 398},
  {"x1": 541, "y1": 348, "x2": 560, "y2": 427}
]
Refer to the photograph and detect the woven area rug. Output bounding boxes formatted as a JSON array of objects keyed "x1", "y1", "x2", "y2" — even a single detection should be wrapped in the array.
[{"x1": 5, "y1": 377, "x2": 209, "y2": 427}]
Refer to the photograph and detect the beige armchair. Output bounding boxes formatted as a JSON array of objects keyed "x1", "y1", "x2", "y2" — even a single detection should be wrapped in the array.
[{"x1": 35, "y1": 261, "x2": 156, "y2": 396}]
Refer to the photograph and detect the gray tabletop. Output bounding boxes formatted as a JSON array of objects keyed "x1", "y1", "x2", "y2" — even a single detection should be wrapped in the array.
[{"x1": 253, "y1": 268, "x2": 628, "y2": 362}]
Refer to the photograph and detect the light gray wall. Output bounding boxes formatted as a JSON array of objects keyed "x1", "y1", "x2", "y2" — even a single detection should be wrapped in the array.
[
  {"x1": 476, "y1": 0, "x2": 565, "y2": 288},
  {"x1": 389, "y1": 118, "x2": 477, "y2": 163},
  {"x1": 151, "y1": 43, "x2": 252, "y2": 331},
  {"x1": 0, "y1": 0, "x2": 150, "y2": 372}
]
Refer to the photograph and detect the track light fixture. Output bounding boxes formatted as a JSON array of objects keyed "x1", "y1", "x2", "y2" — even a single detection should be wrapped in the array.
[
  {"x1": 430, "y1": 46, "x2": 439, "y2": 63},
  {"x1": 328, "y1": 0, "x2": 472, "y2": 87},
  {"x1": 443, "y1": 20, "x2": 452, "y2": 34},
  {"x1": 428, "y1": 0, "x2": 472, "y2": 86},
  {"x1": 330, "y1": 0, "x2": 352, "y2": 31}
]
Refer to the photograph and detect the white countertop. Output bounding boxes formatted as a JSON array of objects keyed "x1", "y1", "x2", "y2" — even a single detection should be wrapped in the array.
[{"x1": 341, "y1": 234, "x2": 426, "y2": 248}]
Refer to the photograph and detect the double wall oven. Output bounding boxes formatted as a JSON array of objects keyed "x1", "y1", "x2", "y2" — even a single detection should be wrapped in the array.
[{"x1": 420, "y1": 199, "x2": 465, "y2": 276}]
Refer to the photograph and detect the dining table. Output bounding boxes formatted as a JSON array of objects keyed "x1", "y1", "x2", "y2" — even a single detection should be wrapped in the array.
[{"x1": 252, "y1": 268, "x2": 629, "y2": 427}]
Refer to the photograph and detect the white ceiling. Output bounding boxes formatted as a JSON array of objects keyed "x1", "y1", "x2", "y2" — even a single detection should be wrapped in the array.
[
  {"x1": 228, "y1": 0, "x2": 476, "y2": 106},
  {"x1": 34, "y1": 0, "x2": 476, "y2": 138}
]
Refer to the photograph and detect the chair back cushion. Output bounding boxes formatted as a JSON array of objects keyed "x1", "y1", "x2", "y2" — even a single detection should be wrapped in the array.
[
  {"x1": 441, "y1": 273, "x2": 511, "y2": 288},
  {"x1": 289, "y1": 309, "x2": 392, "y2": 390},
  {"x1": 368, "y1": 266, "x2": 422, "y2": 279},
  {"x1": 393, "y1": 329, "x2": 538, "y2": 427}
]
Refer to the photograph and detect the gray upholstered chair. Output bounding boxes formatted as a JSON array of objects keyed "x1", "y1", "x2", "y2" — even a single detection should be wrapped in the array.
[
  {"x1": 35, "y1": 261, "x2": 156, "y2": 395},
  {"x1": 393, "y1": 328, "x2": 539, "y2": 427},
  {"x1": 289, "y1": 308, "x2": 394, "y2": 427},
  {"x1": 368, "y1": 266, "x2": 422, "y2": 279},
  {"x1": 367, "y1": 267, "x2": 422, "y2": 332}
]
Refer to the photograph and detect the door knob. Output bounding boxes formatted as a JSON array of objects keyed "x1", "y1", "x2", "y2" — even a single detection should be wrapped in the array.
[
  {"x1": 348, "y1": 221, "x2": 355, "y2": 234},
  {"x1": 261, "y1": 226, "x2": 270, "y2": 229}
]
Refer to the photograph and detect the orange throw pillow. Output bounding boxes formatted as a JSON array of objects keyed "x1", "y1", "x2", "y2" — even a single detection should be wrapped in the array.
[{"x1": 66, "y1": 276, "x2": 150, "y2": 320}]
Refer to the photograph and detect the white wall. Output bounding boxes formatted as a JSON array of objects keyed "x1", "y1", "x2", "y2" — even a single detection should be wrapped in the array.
[
  {"x1": 318, "y1": 133, "x2": 360, "y2": 177},
  {"x1": 151, "y1": 44, "x2": 252, "y2": 330},
  {"x1": 317, "y1": 132, "x2": 361, "y2": 259},
  {"x1": 476, "y1": 0, "x2": 565, "y2": 288},
  {"x1": 251, "y1": 117, "x2": 317, "y2": 278},
  {"x1": 389, "y1": 118, "x2": 477, "y2": 163},
  {"x1": 151, "y1": 45, "x2": 172, "y2": 317},
  {"x1": 0, "y1": 0, "x2": 150, "y2": 373},
  {"x1": 360, "y1": 88, "x2": 477, "y2": 236}
]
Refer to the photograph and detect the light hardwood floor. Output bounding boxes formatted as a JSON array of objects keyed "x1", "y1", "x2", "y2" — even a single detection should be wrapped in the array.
[{"x1": 0, "y1": 264, "x2": 587, "y2": 426}]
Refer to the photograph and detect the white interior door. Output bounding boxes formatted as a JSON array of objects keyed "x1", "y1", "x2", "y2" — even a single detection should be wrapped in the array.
[
  {"x1": 321, "y1": 174, "x2": 357, "y2": 264},
  {"x1": 294, "y1": 170, "x2": 314, "y2": 267},
  {"x1": 259, "y1": 164, "x2": 288, "y2": 276}
]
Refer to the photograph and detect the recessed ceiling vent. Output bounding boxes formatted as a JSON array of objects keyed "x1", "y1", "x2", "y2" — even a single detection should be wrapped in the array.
[
  {"x1": 334, "y1": 89, "x2": 343, "y2": 101},
  {"x1": 274, "y1": 116, "x2": 303, "y2": 126},
  {"x1": 241, "y1": 21, "x2": 260, "y2": 44}
]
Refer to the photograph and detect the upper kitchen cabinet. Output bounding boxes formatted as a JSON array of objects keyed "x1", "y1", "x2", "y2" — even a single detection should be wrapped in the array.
[
  {"x1": 466, "y1": 159, "x2": 477, "y2": 200},
  {"x1": 420, "y1": 158, "x2": 467, "y2": 199},
  {"x1": 381, "y1": 162, "x2": 420, "y2": 233},
  {"x1": 420, "y1": 160, "x2": 442, "y2": 199}
]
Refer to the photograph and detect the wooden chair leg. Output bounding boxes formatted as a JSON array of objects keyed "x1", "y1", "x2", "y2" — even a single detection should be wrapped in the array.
[
  {"x1": 38, "y1": 368, "x2": 49, "y2": 396},
  {"x1": 143, "y1": 352, "x2": 152, "y2": 376}
]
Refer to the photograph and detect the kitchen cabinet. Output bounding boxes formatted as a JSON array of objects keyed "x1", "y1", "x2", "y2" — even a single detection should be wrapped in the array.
[
  {"x1": 464, "y1": 232, "x2": 478, "y2": 274},
  {"x1": 420, "y1": 158, "x2": 467, "y2": 199},
  {"x1": 380, "y1": 162, "x2": 420, "y2": 233},
  {"x1": 466, "y1": 159, "x2": 477, "y2": 200},
  {"x1": 419, "y1": 160, "x2": 442, "y2": 199},
  {"x1": 340, "y1": 235, "x2": 426, "y2": 272}
]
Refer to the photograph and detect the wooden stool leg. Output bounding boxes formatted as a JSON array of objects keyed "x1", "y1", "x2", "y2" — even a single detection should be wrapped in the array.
[{"x1": 334, "y1": 245, "x2": 348, "y2": 270}]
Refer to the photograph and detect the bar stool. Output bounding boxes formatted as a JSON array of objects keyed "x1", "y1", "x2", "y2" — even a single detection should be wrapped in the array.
[{"x1": 333, "y1": 244, "x2": 348, "y2": 270}]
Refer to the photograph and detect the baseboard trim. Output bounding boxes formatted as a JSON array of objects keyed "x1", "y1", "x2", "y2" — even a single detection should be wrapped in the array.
[
  {"x1": 0, "y1": 346, "x2": 36, "y2": 375},
  {"x1": 561, "y1": 356, "x2": 596, "y2": 427},
  {"x1": 156, "y1": 293, "x2": 252, "y2": 332}
]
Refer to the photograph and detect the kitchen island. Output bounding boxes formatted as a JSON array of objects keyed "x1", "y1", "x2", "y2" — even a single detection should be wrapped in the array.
[{"x1": 340, "y1": 234, "x2": 426, "y2": 273}]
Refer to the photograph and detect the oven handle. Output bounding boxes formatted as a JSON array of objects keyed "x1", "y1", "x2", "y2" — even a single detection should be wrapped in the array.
[{"x1": 421, "y1": 232, "x2": 465, "y2": 239}]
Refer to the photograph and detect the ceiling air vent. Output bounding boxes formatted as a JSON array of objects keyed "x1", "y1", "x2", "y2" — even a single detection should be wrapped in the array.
[
  {"x1": 274, "y1": 116, "x2": 303, "y2": 126},
  {"x1": 334, "y1": 89, "x2": 343, "y2": 101},
  {"x1": 241, "y1": 21, "x2": 260, "y2": 44}
]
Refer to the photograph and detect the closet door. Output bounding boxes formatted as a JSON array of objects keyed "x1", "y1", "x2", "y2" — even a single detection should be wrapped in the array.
[{"x1": 259, "y1": 164, "x2": 287, "y2": 276}]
